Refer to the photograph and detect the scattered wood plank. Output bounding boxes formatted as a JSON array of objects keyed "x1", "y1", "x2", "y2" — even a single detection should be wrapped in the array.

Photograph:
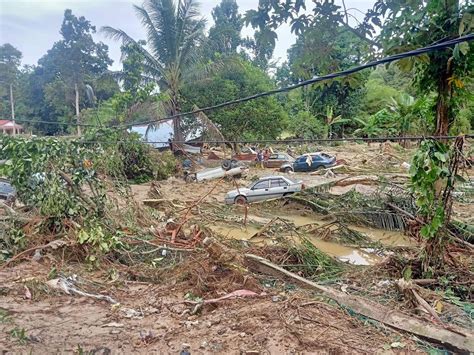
[{"x1": 244, "y1": 253, "x2": 474, "y2": 353}]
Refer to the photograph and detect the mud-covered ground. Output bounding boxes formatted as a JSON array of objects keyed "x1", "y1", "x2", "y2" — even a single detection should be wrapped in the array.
[
  {"x1": 1, "y1": 142, "x2": 472, "y2": 354},
  {"x1": 0, "y1": 262, "x2": 421, "y2": 354}
]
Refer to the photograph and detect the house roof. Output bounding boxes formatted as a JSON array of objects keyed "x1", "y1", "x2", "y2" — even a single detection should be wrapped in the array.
[{"x1": 0, "y1": 120, "x2": 23, "y2": 129}]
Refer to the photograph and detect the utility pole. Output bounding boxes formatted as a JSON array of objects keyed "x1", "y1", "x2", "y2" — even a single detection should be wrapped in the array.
[{"x1": 10, "y1": 83, "x2": 16, "y2": 136}]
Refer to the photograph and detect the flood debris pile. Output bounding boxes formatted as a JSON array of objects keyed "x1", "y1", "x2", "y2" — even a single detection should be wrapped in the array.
[{"x1": 1, "y1": 136, "x2": 473, "y2": 353}]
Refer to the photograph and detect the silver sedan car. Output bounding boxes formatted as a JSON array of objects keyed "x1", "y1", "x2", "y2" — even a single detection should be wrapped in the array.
[{"x1": 225, "y1": 176, "x2": 304, "y2": 204}]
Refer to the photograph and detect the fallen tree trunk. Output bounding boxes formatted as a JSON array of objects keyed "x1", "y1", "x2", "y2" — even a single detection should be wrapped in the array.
[{"x1": 244, "y1": 253, "x2": 474, "y2": 353}]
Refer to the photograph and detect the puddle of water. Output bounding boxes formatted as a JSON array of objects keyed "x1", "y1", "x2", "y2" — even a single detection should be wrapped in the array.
[
  {"x1": 209, "y1": 224, "x2": 260, "y2": 240},
  {"x1": 306, "y1": 237, "x2": 380, "y2": 265},
  {"x1": 350, "y1": 225, "x2": 412, "y2": 246},
  {"x1": 264, "y1": 212, "x2": 412, "y2": 247},
  {"x1": 210, "y1": 222, "x2": 380, "y2": 265}
]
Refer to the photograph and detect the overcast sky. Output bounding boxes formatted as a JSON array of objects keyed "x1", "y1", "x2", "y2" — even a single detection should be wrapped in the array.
[{"x1": 0, "y1": 0, "x2": 375, "y2": 70}]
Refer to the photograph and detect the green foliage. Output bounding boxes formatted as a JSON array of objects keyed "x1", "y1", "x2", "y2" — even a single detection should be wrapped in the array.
[
  {"x1": 410, "y1": 140, "x2": 451, "y2": 239},
  {"x1": 182, "y1": 57, "x2": 287, "y2": 140},
  {"x1": 286, "y1": 110, "x2": 327, "y2": 139},
  {"x1": 0, "y1": 43, "x2": 22, "y2": 119},
  {"x1": 102, "y1": 0, "x2": 207, "y2": 140},
  {"x1": 153, "y1": 150, "x2": 178, "y2": 181},
  {"x1": 83, "y1": 128, "x2": 156, "y2": 183},
  {"x1": 371, "y1": 0, "x2": 474, "y2": 134},
  {"x1": 208, "y1": 0, "x2": 243, "y2": 57},
  {"x1": 363, "y1": 68, "x2": 405, "y2": 115},
  {"x1": 289, "y1": 238, "x2": 342, "y2": 280},
  {"x1": 354, "y1": 109, "x2": 397, "y2": 137},
  {"x1": 0, "y1": 227, "x2": 26, "y2": 262},
  {"x1": 12, "y1": 10, "x2": 115, "y2": 135},
  {"x1": 0, "y1": 136, "x2": 106, "y2": 222},
  {"x1": 283, "y1": 25, "x2": 369, "y2": 135},
  {"x1": 77, "y1": 222, "x2": 125, "y2": 262}
]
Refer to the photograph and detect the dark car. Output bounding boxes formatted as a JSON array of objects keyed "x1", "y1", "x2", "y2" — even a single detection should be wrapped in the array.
[
  {"x1": 280, "y1": 152, "x2": 336, "y2": 173},
  {"x1": 0, "y1": 178, "x2": 16, "y2": 205},
  {"x1": 264, "y1": 153, "x2": 294, "y2": 169}
]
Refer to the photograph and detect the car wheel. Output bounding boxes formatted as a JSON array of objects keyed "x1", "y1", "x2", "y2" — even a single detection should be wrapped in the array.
[
  {"x1": 316, "y1": 165, "x2": 325, "y2": 171},
  {"x1": 221, "y1": 159, "x2": 232, "y2": 171},
  {"x1": 283, "y1": 192, "x2": 294, "y2": 197},
  {"x1": 234, "y1": 195, "x2": 247, "y2": 205},
  {"x1": 284, "y1": 167, "x2": 293, "y2": 173},
  {"x1": 184, "y1": 174, "x2": 195, "y2": 183}
]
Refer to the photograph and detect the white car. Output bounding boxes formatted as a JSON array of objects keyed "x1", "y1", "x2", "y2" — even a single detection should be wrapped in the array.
[{"x1": 225, "y1": 176, "x2": 304, "y2": 204}]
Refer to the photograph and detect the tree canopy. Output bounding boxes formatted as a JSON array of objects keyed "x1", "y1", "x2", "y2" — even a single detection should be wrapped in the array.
[{"x1": 0, "y1": 0, "x2": 472, "y2": 139}]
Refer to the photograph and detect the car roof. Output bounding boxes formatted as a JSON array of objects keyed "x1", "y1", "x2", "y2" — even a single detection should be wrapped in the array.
[{"x1": 259, "y1": 175, "x2": 290, "y2": 181}]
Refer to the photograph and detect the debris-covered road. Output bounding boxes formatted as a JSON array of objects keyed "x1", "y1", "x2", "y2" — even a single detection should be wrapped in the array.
[{"x1": 1, "y1": 142, "x2": 473, "y2": 354}]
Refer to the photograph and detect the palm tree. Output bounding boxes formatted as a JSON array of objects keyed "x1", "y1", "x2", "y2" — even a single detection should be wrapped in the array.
[{"x1": 102, "y1": 0, "x2": 206, "y2": 142}]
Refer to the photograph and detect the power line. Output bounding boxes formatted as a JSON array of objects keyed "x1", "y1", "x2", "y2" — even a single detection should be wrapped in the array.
[
  {"x1": 14, "y1": 119, "x2": 100, "y2": 127},
  {"x1": 78, "y1": 134, "x2": 473, "y2": 145},
  {"x1": 109, "y1": 34, "x2": 474, "y2": 130},
  {"x1": 13, "y1": 34, "x2": 474, "y2": 130}
]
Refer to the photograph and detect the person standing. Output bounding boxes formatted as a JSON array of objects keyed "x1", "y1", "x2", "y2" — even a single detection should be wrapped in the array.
[{"x1": 257, "y1": 149, "x2": 264, "y2": 168}]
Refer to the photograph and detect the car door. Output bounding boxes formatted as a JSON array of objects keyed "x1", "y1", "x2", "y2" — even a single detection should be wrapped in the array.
[
  {"x1": 294, "y1": 157, "x2": 308, "y2": 172},
  {"x1": 267, "y1": 178, "x2": 285, "y2": 199},
  {"x1": 302, "y1": 155, "x2": 313, "y2": 172},
  {"x1": 270, "y1": 178, "x2": 293, "y2": 198},
  {"x1": 310, "y1": 154, "x2": 323, "y2": 170},
  {"x1": 247, "y1": 179, "x2": 270, "y2": 202}
]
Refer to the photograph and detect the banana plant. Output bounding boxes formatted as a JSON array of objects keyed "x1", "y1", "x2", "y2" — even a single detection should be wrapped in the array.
[{"x1": 324, "y1": 106, "x2": 350, "y2": 138}]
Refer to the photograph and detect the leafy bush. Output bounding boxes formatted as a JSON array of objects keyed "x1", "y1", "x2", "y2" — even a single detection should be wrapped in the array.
[
  {"x1": 153, "y1": 150, "x2": 178, "y2": 181},
  {"x1": 450, "y1": 106, "x2": 472, "y2": 135},
  {"x1": 83, "y1": 128, "x2": 155, "y2": 183},
  {"x1": 286, "y1": 110, "x2": 328, "y2": 139},
  {"x1": 0, "y1": 136, "x2": 106, "y2": 221}
]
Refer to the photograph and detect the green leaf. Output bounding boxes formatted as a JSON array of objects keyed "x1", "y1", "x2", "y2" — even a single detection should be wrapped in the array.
[
  {"x1": 434, "y1": 152, "x2": 447, "y2": 162},
  {"x1": 459, "y1": 42, "x2": 469, "y2": 56}
]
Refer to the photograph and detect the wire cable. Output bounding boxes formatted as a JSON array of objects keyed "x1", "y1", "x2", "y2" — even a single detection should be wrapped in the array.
[
  {"x1": 77, "y1": 134, "x2": 473, "y2": 145},
  {"x1": 109, "y1": 34, "x2": 474, "y2": 129},
  {"x1": 12, "y1": 34, "x2": 474, "y2": 131}
]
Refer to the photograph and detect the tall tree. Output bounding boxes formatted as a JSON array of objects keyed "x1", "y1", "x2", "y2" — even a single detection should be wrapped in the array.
[
  {"x1": 102, "y1": 0, "x2": 207, "y2": 142},
  {"x1": 283, "y1": 24, "x2": 369, "y2": 136},
  {"x1": 369, "y1": 0, "x2": 474, "y2": 136},
  {"x1": 39, "y1": 9, "x2": 112, "y2": 135},
  {"x1": 0, "y1": 44, "x2": 22, "y2": 131},
  {"x1": 182, "y1": 57, "x2": 287, "y2": 144},
  {"x1": 208, "y1": 0, "x2": 243, "y2": 57},
  {"x1": 245, "y1": 0, "x2": 473, "y2": 136}
]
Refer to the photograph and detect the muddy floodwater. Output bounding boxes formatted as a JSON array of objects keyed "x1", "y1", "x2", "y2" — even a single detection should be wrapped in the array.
[{"x1": 209, "y1": 211, "x2": 412, "y2": 266}]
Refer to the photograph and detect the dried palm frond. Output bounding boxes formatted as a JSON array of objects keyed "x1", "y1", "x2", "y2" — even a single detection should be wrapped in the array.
[{"x1": 335, "y1": 210, "x2": 406, "y2": 231}]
